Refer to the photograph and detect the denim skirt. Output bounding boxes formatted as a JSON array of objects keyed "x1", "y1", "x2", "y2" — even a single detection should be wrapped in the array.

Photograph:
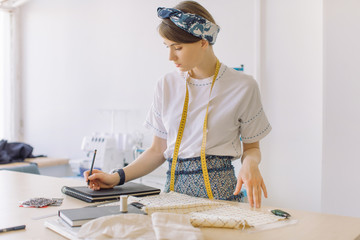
[{"x1": 164, "y1": 155, "x2": 243, "y2": 202}]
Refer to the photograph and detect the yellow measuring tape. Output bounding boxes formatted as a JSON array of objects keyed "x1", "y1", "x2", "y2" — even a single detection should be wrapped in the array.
[{"x1": 170, "y1": 59, "x2": 221, "y2": 199}]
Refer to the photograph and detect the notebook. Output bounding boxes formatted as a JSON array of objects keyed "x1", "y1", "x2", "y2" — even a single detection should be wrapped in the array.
[
  {"x1": 61, "y1": 182, "x2": 161, "y2": 202},
  {"x1": 44, "y1": 218, "x2": 80, "y2": 240},
  {"x1": 58, "y1": 204, "x2": 145, "y2": 227}
]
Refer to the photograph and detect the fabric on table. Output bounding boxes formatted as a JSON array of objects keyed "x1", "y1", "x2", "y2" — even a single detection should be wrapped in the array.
[
  {"x1": 0, "y1": 140, "x2": 35, "y2": 164},
  {"x1": 128, "y1": 191, "x2": 223, "y2": 215},
  {"x1": 190, "y1": 205, "x2": 284, "y2": 229},
  {"x1": 77, "y1": 214, "x2": 155, "y2": 239},
  {"x1": 77, "y1": 212, "x2": 204, "y2": 240},
  {"x1": 128, "y1": 192, "x2": 285, "y2": 230},
  {"x1": 151, "y1": 212, "x2": 203, "y2": 240}
]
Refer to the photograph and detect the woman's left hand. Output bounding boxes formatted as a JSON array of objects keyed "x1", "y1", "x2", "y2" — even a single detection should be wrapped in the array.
[{"x1": 233, "y1": 142, "x2": 267, "y2": 208}]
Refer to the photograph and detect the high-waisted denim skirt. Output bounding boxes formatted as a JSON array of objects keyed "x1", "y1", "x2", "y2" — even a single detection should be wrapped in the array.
[{"x1": 164, "y1": 155, "x2": 243, "y2": 202}]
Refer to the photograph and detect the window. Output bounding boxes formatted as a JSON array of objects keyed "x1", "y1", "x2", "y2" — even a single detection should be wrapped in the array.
[
  {"x1": 0, "y1": 1, "x2": 30, "y2": 141},
  {"x1": 0, "y1": 6, "x2": 20, "y2": 141},
  {"x1": 0, "y1": 10, "x2": 10, "y2": 139}
]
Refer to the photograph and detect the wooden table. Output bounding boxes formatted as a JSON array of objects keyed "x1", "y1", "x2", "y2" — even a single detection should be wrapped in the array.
[{"x1": 0, "y1": 170, "x2": 359, "y2": 240}]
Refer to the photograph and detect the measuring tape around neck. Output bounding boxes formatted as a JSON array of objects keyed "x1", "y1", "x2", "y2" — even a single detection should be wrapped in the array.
[{"x1": 170, "y1": 59, "x2": 221, "y2": 199}]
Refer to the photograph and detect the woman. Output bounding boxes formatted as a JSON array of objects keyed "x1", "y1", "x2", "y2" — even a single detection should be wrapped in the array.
[{"x1": 85, "y1": 1, "x2": 271, "y2": 208}]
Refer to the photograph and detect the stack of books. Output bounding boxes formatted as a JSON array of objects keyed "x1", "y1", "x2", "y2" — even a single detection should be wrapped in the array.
[{"x1": 45, "y1": 182, "x2": 160, "y2": 239}]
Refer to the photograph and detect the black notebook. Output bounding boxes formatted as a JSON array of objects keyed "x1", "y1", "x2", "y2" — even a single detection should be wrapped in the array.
[
  {"x1": 61, "y1": 182, "x2": 161, "y2": 203},
  {"x1": 58, "y1": 204, "x2": 145, "y2": 227}
]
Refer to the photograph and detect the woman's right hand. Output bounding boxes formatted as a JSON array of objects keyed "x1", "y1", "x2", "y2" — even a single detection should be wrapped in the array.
[{"x1": 83, "y1": 169, "x2": 120, "y2": 190}]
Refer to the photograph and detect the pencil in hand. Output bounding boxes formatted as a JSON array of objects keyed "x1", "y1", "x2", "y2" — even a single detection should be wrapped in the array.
[{"x1": 87, "y1": 149, "x2": 97, "y2": 185}]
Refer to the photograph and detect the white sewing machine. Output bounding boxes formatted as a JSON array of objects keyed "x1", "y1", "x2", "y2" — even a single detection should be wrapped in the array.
[{"x1": 80, "y1": 132, "x2": 132, "y2": 173}]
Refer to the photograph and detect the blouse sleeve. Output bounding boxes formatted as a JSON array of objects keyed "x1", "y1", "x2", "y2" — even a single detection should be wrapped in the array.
[
  {"x1": 239, "y1": 80, "x2": 272, "y2": 143},
  {"x1": 144, "y1": 78, "x2": 168, "y2": 139}
]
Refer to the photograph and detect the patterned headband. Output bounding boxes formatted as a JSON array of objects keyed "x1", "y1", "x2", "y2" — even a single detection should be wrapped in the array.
[{"x1": 157, "y1": 7, "x2": 220, "y2": 45}]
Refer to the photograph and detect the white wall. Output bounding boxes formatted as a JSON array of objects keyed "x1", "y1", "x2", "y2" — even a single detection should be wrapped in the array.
[
  {"x1": 19, "y1": 0, "x2": 255, "y2": 159},
  {"x1": 322, "y1": 0, "x2": 360, "y2": 218},
  {"x1": 260, "y1": 0, "x2": 323, "y2": 212},
  {"x1": 260, "y1": 0, "x2": 360, "y2": 218}
]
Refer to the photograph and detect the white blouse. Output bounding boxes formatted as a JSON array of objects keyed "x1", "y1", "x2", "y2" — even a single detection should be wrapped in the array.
[{"x1": 144, "y1": 63, "x2": 271, "y2": 159}]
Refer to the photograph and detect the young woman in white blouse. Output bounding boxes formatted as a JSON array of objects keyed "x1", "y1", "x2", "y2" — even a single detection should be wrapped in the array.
[{"x1": 85, "y1": 1, "x2": 271, "y2": 208}]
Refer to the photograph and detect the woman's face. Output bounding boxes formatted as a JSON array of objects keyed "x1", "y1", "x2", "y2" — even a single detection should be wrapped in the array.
[{"x1": 163, "y1": 38, "x2": 205, "y2": 72}]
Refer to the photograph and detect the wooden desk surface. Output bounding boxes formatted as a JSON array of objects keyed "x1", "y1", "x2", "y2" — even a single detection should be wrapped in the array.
[
  {"x1": 25, "y1": 157, "x2": 70, "y2": 167},
  {"x1": 0, "y1": 170, "x2": 359, "y2": 240}
]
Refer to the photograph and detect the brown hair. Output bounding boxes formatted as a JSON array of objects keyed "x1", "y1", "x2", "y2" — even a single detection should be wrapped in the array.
[{"x1": 158, "y1": 1, "x2": 216, "y2": 44}]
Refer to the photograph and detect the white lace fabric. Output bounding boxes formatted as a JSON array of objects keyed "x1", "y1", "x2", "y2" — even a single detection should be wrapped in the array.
[{"x1": 128, "y1": 192, "x2": 284, "y2": 229}]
